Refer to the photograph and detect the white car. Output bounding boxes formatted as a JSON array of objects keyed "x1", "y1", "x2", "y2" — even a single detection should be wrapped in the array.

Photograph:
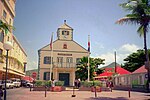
[
  {"x1": 10, "y1": 78, "x2": 21, "y2": 88},
  {"x1": 2, "y1": 80, "x2": 14, "y2": 89},
  {"x1": 26, "y1": 82, "x2": 33, "y2": 87}
]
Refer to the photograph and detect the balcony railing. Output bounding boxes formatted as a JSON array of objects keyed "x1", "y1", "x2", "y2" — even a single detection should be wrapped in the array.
[{"x1": 53, "y1": 62, "x2": 77, "y2": 68}]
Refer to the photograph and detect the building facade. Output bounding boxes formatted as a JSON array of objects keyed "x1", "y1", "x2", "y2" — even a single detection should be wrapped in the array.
[
  {"x1": 38, "y1": 21, "x2": 89, "y2": 86},
  {"x1": 113, "y1": 65, "x2": 147, "y2": 91},
  {"x1": 0, "y1": 0, "x2": 27, "y2": 79}
]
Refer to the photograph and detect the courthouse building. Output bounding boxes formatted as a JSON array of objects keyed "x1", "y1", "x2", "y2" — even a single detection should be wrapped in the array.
[
  {"x1": 0, "y1": 0, "x2": 27, "y2": 79},
  {"x1": 38, "y1": 21, "x2": 89, "y2": 86}
]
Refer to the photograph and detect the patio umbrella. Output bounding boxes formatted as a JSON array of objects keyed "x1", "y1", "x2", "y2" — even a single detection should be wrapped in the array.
[{"x1": 22, "y1": 76, "x2": 34, "y2": 82}]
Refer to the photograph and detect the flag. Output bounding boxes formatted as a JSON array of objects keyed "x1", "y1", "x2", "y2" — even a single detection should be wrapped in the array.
[
  {"x1": 50, "y1": 33, "x2": 53, "y2": 50},
  {"x1": 88, "y1": 35, "x2": 90, "y2": 52}
]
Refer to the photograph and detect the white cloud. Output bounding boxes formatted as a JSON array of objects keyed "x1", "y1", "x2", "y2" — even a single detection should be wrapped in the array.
[
  {"x1": 26, "y1": 60, "x2": 38, "y2": 70},
  {"x1": 119, "y1": 43, "x2": 140, "y2": 53},
  {"x1": 94, "y1": 43, "x2": 141, "y2": 67}
]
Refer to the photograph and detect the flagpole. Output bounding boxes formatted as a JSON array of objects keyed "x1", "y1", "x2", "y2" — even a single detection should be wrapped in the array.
[
  {"x1": 88, "y1": 35, "x2": 90, "y2": 82},
  {"x1": 50, "y1": 32, "x2": 53, "y2": 81},
  {"x1": 114, "y1": 51, "x2": 116, "y2": 73}
]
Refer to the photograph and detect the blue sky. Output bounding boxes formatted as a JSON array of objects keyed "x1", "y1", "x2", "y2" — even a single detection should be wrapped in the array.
[{"x1": 14, "y1": 0, "x2": 150, "y2": 70}]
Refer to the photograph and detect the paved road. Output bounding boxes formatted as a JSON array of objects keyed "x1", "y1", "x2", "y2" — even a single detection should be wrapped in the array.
[{"x1": 4, "y1": 87, "x2": 150, "y2": 100}]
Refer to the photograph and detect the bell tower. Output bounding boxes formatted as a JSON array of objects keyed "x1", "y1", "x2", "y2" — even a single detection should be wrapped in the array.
[{"x1": 57, "y1": 20, "x2": 73, "y2": 40}]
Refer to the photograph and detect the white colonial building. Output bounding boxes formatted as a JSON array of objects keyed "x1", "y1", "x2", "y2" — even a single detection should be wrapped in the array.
[{"x1": 38, "y1": 21, "x2": 89, "y2": 86}]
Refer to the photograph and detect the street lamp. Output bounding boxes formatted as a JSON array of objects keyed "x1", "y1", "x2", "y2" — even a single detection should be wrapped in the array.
[{"x1": 3, "y1": 41, "x2": 13, "y2": 100}]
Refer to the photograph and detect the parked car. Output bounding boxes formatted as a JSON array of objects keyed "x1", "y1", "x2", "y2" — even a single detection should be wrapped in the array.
[
  {"x1": 26, "y1": 82, "x2": 33, "y2": 87},
  {"x1": 21, "y1": 80, "x2": 33, "y2": 87},
  {"x1": 0, "y1": 80, "x2": 5, "y2": 89},
  {"x1": 2, "y1": 80, "x2": 14, "y2": 89},
  {"x1": 10, "y1": 78, "x2": 21, "y2": 88}
]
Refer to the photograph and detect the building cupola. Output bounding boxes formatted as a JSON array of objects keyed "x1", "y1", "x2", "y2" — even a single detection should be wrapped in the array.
[{"x1": 57, "y1": 20, "x2": 73, "y2": 40}]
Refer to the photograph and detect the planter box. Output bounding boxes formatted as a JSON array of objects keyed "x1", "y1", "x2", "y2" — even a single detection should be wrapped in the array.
[
  {"x1": 79, "y1": 86, "x2": 91, "y2": 91},
  {"x1": 51, "y1": 86, "x2": 62, "y2": 92},
  {"x1": 33, "y1": 86, "x2": 50, "y2": 91},
  {"x1": 91, "y1": 86, "x2": 101, "y2": 92},
  {"x1": 101, "y1": 87, "x2": 111, "y2": 91}
]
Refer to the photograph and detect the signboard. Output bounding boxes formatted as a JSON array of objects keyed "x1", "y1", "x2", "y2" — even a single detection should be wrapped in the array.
[{"x1": 32, "y1": 72, "x2": 37, "y2": 79}]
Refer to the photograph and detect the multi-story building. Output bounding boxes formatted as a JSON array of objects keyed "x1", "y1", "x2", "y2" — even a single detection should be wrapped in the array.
[
  {"x1": 38, "y1": 21, "x2": 89, "y2": 86},
  {"x1": 0, "y1": 0, "x2": 27, "y2": 79}
]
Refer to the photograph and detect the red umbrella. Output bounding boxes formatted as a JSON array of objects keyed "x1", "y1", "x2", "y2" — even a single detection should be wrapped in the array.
[{"x1": 22, "y1": 76, "x2": 34, "y2": 82}]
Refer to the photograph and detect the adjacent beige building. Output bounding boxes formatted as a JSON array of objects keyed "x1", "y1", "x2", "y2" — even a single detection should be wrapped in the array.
[
  {"x1": 0, "y1": 0, "x2": 27, "y2": 79},
  {"x1": 38, "y1": 21, "x2": 89, "y2": 86}
]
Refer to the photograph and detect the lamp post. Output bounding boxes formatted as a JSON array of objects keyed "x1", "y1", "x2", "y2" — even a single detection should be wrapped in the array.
[{"x1": 3, "y1": 41, "x2": 13, "y2": 100}]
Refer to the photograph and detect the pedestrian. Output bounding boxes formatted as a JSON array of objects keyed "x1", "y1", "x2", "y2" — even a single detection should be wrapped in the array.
[
  {"x1": 51, "y1": 79, "x2": 55, "y2": 91},
  {"x1": 109, "y1": 81, "x2": 113, "y2": 92},
  {"x1": 0, "y1": 86, "x2": 3, "y2": 100},
  {"x1": 74, "y1": 78, "x2": 78, "y2": 88},
  {"x1": 77, "y1": 78, "x2": 81, "y2": 88}
]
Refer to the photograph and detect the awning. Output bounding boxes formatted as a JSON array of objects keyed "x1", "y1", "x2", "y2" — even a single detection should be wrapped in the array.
[{"x1": 21, "y1": 76, "x2": 34, "y2": 82}]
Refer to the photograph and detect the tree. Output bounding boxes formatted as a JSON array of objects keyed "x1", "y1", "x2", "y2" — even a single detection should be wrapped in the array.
[
  {"x1": 75, "y1": 57, "x2": 105, "y2": 81},
  {"x1": 122, "y1": 49, "x2": 150, "y2": 72},
  {"x1": 93, "y1": 58, "x2": 105, "y2": 75},
  {"x1": 0, "y1": 20, "x2": 14, "y2": 35},
  {"x1": 116, "y1": 0, "x2": 150, "y2": 91}
]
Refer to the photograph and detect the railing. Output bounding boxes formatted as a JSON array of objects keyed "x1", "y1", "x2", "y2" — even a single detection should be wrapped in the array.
[{"x1": 53, "y1": 62, "x2": 77, "y2": 68}]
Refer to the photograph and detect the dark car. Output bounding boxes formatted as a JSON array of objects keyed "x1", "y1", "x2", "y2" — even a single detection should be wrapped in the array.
[
  {"x1": 21, "y1": 80, "x2": 28, "y2": 87},
  {"x1": 21, "y1": 80, "x2": 33, "y2": 87}
]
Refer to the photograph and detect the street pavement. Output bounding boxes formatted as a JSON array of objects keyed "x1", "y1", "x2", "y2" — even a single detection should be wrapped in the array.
[{"x1": 5, "y1": 87, "x2": 150, "y2": 100}]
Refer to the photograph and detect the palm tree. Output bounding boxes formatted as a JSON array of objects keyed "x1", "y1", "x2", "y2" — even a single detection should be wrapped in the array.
[
  {"x1": 75, "y1": 57, "x2": 95, "y2": 81},
  {"x1": 116, "y1": 0, "x2": 150, "y2": 91},
  {"x1": 0, "y1": 19, "x2": 14, "y2": 35}
]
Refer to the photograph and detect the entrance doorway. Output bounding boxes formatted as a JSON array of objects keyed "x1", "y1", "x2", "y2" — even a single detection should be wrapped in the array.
[{"x1": 59, "y1": 73, "x2": 70, "y2": 86}]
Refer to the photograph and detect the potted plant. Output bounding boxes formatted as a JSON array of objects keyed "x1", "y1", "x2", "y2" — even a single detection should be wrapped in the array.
[
  {"x1": 51, "y1": 81, "x2": 64, "y2": 92},
  {"x1": 79, "y1": 81, "x2": 93, "y2": 91},
  {"x1": 91, "y1": 81, "x2": 102, "y2": 92}
]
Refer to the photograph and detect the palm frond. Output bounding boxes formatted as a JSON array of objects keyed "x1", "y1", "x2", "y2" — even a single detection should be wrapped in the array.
[
  {"x1": 0, "y1": 20, "x2": 15, "y2": 34},
  {"x1": 137, "y1": 25, "x2": 144, "y2": 36},
  {"x1": 116, "y1": 16, "x2": 139, "y2": 25},
  {"x1": 137, "y1": 25, "x2": 149, "y2": 36},
  {"x1": 120, "y1": 3, "x2": 136, "y2": 11}
]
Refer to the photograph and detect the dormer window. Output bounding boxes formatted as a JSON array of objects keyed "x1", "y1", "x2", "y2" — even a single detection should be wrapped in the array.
[{"x1": 62, "y1": 31, "x2": 69, "y2": 35}]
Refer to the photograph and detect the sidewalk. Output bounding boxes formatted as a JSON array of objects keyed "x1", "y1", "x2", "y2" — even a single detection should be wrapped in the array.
[{"x1": 7, "y1": 88, "x2": 150, "y2": 100}]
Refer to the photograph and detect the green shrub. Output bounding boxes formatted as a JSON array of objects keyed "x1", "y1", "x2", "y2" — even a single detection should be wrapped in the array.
[
  {"x1": 81, "y1": 81, "x2": 102, "y2": 87},
  {"x1": 55, "y1": 81, "x2": 64, "y2": 86},
  {"x1": 43, "y1": 81, "x2": 51, "y2": 87},
  {"x1": 93, "y1": 81, "x2": 102, "y2": 87},
  {"x1": 35, "y1": 80, "x2": 43, "y2": 86}
]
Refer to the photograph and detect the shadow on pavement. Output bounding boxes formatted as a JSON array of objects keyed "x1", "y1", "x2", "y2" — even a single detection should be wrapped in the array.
[{"x1": 85, "y1": 97, "x2": 128, "y2": 100}]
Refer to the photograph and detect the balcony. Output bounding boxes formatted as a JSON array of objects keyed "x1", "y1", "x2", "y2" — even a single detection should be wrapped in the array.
[{"x1": 53, "y1": 62, "x2": 77, "y2": 68}]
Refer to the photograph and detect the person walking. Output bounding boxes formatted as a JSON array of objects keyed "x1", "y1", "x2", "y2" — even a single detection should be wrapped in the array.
[
  {"x1": 74, "y1": 79, "x2": 78, "y2": 88},
  {"x1": 51, "y1": 79, "x2": 55, "y2": 91},
  {"x1": 0, "y1": 86, "x2": 3, "y2": 100},
  {"x1": 77, "y1": 78, "x2": 81, "y2": 88}
]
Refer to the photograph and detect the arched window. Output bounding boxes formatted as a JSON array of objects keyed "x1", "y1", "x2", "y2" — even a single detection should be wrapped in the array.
[{"x1": 63, "y1": 44, "x2": 67, "y2": 49}]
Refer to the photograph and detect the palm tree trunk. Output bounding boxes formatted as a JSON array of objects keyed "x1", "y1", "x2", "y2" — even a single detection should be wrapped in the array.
[{"x1": 144, "y1": 29, "x2": 150, "y2": 92}]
